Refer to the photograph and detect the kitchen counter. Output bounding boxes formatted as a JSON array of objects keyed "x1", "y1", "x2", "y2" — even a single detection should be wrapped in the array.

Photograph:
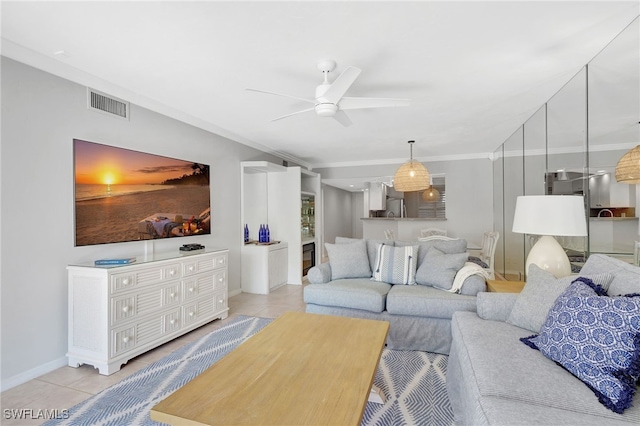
[{"x1": 589, "y1": 217, "x2": 639, "y2": 254}]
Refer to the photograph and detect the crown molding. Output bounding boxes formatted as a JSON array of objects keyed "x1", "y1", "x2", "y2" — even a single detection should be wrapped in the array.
[{"x1": 311, "y1": 151, "x2": 493, "y2": 169}]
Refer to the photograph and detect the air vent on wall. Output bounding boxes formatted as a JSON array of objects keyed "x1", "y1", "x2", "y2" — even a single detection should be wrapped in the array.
[{"x1": 87, "y1": 89, "x2": 129, "y2": 120}]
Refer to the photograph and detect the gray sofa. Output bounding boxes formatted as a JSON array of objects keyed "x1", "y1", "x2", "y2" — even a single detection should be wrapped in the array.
[
  {"x1": 303, "y1": 237, "x2": 487, "y2": 354},
  {"x1": 447, "y1": 254, "x2": 640, "y2": 425}
]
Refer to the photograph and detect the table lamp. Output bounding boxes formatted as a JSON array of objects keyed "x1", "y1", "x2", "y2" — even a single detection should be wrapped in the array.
[{"x1": 512, "y1": 195, "x2": 587, "y2": 278}]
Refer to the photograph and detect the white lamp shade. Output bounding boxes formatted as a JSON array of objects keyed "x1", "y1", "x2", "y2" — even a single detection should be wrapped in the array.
[{"x1": 512, "y1": 195, "x2": 587, "y2": 236}]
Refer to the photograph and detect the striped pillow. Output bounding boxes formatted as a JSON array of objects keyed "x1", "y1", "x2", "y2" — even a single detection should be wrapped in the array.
[{"x1": 372, "y1": 244, "x2": 418, "y2": 285}]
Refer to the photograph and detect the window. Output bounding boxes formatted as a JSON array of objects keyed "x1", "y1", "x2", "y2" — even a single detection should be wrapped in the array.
[{"x1": 418, "y1": 176, "x2": 446, "y2": 219}]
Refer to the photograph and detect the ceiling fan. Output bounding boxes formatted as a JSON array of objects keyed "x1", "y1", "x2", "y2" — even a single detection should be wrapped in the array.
[{"x1": 246, "y1": 60, "x2": 410, "y2": 127}]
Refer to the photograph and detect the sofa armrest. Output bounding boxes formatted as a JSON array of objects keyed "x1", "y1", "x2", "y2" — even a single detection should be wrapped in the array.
[
  {"x1": 308, "y1": 262, "x2": 332, "y2": 284},
  {"x1": 476, "y1": 292, "x2": 518, "y2": 322},
  {"x1": 459, "y1": 275, "x2": 486, "y2": 295}
]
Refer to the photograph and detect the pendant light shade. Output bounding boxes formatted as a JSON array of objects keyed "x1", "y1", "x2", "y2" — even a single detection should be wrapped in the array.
[
  {"x1": 615, "y1": 145, "x2": 640, "y2": 184},
  {"x1": 422, "y1": 186, "x2": 440, "y2": 202},
  {"x1": 393, "y1": 140, "x2": 430, "y2": 192}
]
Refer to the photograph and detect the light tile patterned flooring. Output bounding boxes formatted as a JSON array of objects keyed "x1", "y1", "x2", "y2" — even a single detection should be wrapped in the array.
[{"x1": 0, "y1": 284, "x2": 307, "y2": 425}]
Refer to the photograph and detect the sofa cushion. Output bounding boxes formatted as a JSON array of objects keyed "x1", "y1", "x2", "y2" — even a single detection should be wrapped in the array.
[
  {"x1": 450, "y1": 311, "x2": 640, "y2": 423},
  {"x1": 415, "y1": 247, "x2": 468, "y2": 290},
  {"x1": 335, "y1": 237, "x2": 390, "y2": 272},
  {"x1": 580, "y1": 253, "x2": 640, "y2": 296},
  {"x1": 396, "y1": 238, "x2": 467, "y2": 266},
  {"x1": 371, "y1": 243, "x2": 418, "y2": 285},
  {"x1": 325, "y1": 240, "x2": 371, "y2": 279},
  {"x1": 386, "y1": 285, "x2": 477, "y2": 319},
  {"x1": 303, "y1": 279, "x2": 391, "y2": 313},
  {"x1": 521, "y1": 279, "x2": 640, "y2": 414},
  {"x1": 507, "y1": 264, "x2": 614, "y2": 333}
]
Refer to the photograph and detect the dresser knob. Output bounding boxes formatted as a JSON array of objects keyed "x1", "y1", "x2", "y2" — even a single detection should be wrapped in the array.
[
  {"x1": 189, "y1": 311, "x2": 195, "y2": 317},
  {"x1": 169, "y1": 270, "x2": 176, "y2": 276},
  {"x1": 122, "y1": 279, "x2": 129, "y2": 285},
  {"x1": 189, "y1": 265, "x2": 194, "y2": 272},
  {"x1": 189, "y1": 287, "x2": 195, "y2": 293},
  {"x1": 123, "y1": 336, "x2": 130, "y2": 343},
  {"x1": 122, "y1": 306, "x2": 129, "y2": 313},
  {"x1": 170, "y1": 319, "x2": 176, "y2": 325},
  {"x1": 170, "y1": 292, "x2": 176, "y2": 298}
]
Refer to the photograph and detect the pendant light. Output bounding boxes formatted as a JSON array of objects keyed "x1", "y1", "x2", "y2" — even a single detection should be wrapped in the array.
[
  {"x1": 615, "y1": 144, "x2": 640, "y2": 184},
  {"x1": 422, "y1": 186, "x2": 440, "y2": 202},
  {"x1": 393, "y1": 140, "x2": 430, "y2": 192}
]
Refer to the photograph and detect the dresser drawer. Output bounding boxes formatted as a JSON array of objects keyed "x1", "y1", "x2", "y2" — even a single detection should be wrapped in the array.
[
  {"x1": 111, "y1": 308, "x2": 181, "y2": 357},
  {"x1": 212, "y1": 252, "x2": 228, "y2": 270},
  {"x1": 183, "y1": 297, "x2": 215, "y2": 326},
  {"x1": 111, "y1": 283, "x2": 181, "y2": 326},
  {"x1": 183, "y1": 255, "x2": 215, "y2": 276},
  {"x1": 110, "y1": 262, "x2": 181, "y2": 295},
  {"x1": 213, "y1": 270, "x2": 227, "y2": 292},
  {"x1": 183, "y1": 272, "x2": 215, "y2": 301},
  {"x1": 214, "y1": 290, "x2": 227, "y2": 315}
]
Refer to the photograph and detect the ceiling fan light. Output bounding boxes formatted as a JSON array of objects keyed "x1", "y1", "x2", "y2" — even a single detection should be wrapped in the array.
[
  {"x1": 315, "y1": 103, "x2": 337, "y2": 117},
  {"x1": 615, "y1": 145, "x2": 640, "y2": 184}
]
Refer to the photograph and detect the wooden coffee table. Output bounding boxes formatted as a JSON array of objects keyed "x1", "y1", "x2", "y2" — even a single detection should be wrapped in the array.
[{"x1": 150, "y1": 311, "x2": 389, "y2": 425}]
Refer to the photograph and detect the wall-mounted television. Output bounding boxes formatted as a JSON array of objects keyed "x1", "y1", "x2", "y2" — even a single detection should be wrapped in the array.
[{"x1": 74, "y1": 139, "x2": 211, "y2": 247}]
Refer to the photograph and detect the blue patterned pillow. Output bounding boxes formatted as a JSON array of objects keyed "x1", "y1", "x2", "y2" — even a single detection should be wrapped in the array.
[
  {"x1": 521, "y1": 278, "x2": 640, "y2": 414},
  {"x1": 371, "y1": 244, "x2": 418, "y2": 285}
]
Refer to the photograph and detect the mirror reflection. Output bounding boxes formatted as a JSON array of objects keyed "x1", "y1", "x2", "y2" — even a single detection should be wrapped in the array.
[{"x1": 493, "y1": 17, "x2": 639, "y2": 278}]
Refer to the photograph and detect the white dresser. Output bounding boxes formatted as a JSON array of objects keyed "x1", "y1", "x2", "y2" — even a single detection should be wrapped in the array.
[{"x1": 67, "y1": 249, "x2": 229, "y2": 375}]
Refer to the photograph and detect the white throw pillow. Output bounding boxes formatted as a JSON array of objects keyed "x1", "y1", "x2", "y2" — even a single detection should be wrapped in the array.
[{"x1": 371, "y1": 244, "x2": 418, "y2": 285}]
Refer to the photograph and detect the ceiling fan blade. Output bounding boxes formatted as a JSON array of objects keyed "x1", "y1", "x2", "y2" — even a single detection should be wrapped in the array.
[
  {"x1": 322, "y1": 66, "x2": 361, "y2": 104},
  {"x1": 246, "y1": 88, "x2": 315, "y2": 104},
  {"x1": 332, "y1": 110, "x2": 353, "y2": 127},
  {"x1": 271, "y1": 107, "x2": 316, "y2": 122},
  {"x1": 339, "y1": 97, "x2": 411, "y2": 110}
]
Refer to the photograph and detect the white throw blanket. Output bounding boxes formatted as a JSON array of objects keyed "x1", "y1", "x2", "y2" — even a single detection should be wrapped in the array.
[{"x1": 449, "y1": 262, "x2": 491, "y2": 294}]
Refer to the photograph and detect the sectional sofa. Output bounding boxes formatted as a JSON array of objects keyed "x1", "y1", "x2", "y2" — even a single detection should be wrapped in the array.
[
  {"x1": 303, "y1": 237, "x2": 488, "y2": 354},
  {"x1": 447, "y1": 254, "x2": 640, "y2": 425}
]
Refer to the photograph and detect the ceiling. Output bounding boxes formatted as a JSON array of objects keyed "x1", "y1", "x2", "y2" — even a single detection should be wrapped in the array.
[{"x1": 2, "y1": 1, "x2": 639, "y2": 171}]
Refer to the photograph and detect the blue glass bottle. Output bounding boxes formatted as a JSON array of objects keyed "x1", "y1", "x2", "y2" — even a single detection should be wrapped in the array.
[{"x1": 265, "y1": 224, "x2": 270, "y2": 242}]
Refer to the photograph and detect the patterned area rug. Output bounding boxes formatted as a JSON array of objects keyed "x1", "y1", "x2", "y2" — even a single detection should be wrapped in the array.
[{"x1": 45, "y1": 315, "x2": 453, "y2": 426}]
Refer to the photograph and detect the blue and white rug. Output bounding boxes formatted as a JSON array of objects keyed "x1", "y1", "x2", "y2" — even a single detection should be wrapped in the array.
[{"x1": 45, "y1": 315, "x2": 453, "y2": 426}]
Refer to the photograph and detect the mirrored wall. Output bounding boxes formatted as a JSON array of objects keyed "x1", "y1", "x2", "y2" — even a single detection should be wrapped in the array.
[{"x1": 493, "y1": 16, "x2": 639, "y2": 280}]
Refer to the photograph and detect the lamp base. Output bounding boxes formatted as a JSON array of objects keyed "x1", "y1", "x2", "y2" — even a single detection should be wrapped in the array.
[{"x1": 526, "y1": 235, "x2": 571, "y2": 278}]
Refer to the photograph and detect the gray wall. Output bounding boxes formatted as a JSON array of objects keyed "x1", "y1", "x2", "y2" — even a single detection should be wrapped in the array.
[
  {"x1": 317, "y1": 157, "x2": 494, "y2": 247},
  {"x1": 321, "y1": 184, "x2": 353, "y2": 255},
  {"x1": 0, "y1": 58, "x2": 283, "y2": 388}
]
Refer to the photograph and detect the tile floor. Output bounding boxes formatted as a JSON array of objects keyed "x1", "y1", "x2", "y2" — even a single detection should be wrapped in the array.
[{"x1": 0, "y1": 284, "x2": 307, "y2": 425}]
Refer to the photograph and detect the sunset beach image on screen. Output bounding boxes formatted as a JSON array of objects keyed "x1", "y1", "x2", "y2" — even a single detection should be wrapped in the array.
[{"x1": 73, "y1": 139, "x2": 211, "y2": 246}]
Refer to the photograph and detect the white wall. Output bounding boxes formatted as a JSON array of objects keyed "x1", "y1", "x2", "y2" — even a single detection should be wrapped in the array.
[{"x1": 0, "y1": 58, "x2": 283, "y2": 389}]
